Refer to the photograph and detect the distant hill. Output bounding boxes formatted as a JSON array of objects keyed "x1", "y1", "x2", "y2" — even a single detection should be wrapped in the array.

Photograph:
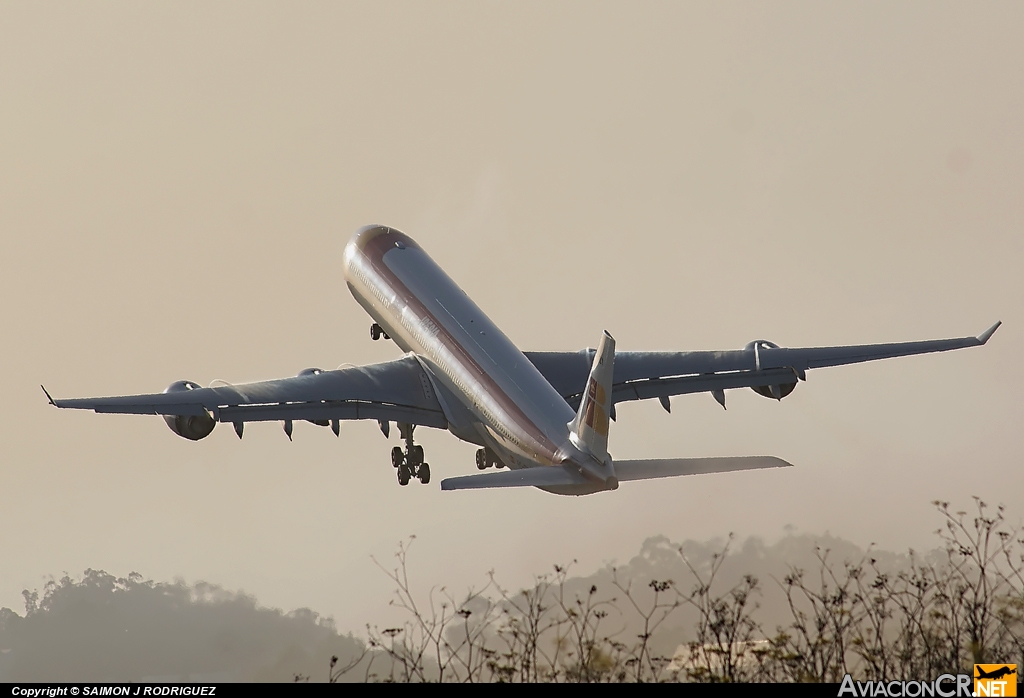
[
  {"x1": 542, "y1": 532, "x2": 926, "y2": 657},
  {"x1": 0, "y1": 570, "x2": 368, "y2": 682}
]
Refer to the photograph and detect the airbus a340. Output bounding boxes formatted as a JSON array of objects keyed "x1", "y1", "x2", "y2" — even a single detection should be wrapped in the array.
[{"x1": 45, "y1": 226, "x2": 1000, "y2": 495}]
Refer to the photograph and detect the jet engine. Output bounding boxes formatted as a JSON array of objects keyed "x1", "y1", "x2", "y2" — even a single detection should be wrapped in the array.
[
  {"x1": 297, "y1": 368, "x2": 330, "y2": 426},
  {"x1": 162, "y1": 380, "x2": 216, "y2": 440},
  {"x1": 751, "y1": 382, "x2": 797, "y2": 400},
  {"x1": 745, "y1": 339, "x2": 798, "y2": 400}
]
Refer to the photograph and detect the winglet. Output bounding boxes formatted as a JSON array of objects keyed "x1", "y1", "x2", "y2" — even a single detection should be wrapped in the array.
[
  {"x1": 977, "y1": 321, "x2": 1002, "y2": 344},
  {"x1": 41, "y1": 385, "x2": 56, "y2": 406}
]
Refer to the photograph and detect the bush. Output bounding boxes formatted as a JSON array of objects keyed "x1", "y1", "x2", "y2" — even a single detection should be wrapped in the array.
[{"x1": 351, "y1": 499, "x2": 1024, "y2": 682}]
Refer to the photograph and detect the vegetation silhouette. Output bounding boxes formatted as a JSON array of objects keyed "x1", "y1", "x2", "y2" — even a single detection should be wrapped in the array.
[
  {"x1": 349, "y1": 498, "x2": 1024, "y2": 682},
  {"x1": 3, "y1": 498, "x2": 1022, "y2": 682}
]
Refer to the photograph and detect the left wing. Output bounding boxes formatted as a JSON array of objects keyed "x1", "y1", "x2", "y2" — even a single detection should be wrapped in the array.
[
  {"x1": 526, "y1": 322, "x2": 1001, "y2": 410},
  {"x1": 45, "y1": 355, "x2": 448, "y2": 433}
]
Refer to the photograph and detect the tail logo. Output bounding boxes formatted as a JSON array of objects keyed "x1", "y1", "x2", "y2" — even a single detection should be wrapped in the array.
[{"x1": 582, "y1": 378, "x2": 609, "y2": 437}]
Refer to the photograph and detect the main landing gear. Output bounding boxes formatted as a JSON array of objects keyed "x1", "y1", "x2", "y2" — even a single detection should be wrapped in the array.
[
  {"x1": 370, "y1": 323, "x2": 390, "y2": 341},
  {"x1": 392, "y1": 422, "x2": 429, "y2": 486},
  {"x1": 475, "y1": 447, "x2": 504, "y2": 470}
]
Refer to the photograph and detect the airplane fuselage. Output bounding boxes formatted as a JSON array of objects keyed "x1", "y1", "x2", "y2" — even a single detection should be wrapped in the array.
[{"x1": 342, "y1": 225, "x2": 600, "y2": 485}]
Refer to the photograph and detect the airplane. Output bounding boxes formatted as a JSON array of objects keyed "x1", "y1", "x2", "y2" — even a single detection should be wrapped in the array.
[
  {"x1": 44, "y1": 225, "x2": 1001, "y2": 495},
  {"x1": 975, "y1": 666, "x2": 1017, "y2": 681}
]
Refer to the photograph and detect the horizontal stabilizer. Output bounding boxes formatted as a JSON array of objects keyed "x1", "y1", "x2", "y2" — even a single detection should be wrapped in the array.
[
  {"x1": 441, "y1": 466, "x2": 584, "y2": 491},
  {"x1": 614, "y1": 456, "x2": 791, "y2": 481},
  {"x1": 440, "y1": 456, "x2": 791, "y2": 491}
]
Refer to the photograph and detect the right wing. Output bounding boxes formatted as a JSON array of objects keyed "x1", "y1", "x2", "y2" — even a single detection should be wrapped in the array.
[
  {"x1": 526, "y1": 322, "x2": 1001, "y2": 410},
  {"x1": 45, "y1": 355, "x2": 448, "y2": 430}
]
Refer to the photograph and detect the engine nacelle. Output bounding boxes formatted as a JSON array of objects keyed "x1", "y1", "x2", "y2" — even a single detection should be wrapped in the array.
[
  {"x1": 751, "y1": 382, "x2": 797, "y2": 400},
  {"x1": 162, "y1": 380, "x2": 216, "y2": 440},
  {"x1": 297, "y1": 369, "x2": 329, "y2": 426},
  {"x1": 745, "y1": 339, "x2": 798, "y2": 400}
]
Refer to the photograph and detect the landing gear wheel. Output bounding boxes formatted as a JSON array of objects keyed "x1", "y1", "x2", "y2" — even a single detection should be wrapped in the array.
[
  {"x1": 395, "y1": 422, "x2": 424, "y2": 485},
  {"x1": 410, "y1": 445, "x2": 424, "y2": 466},
  {"x1": 475, "y1": 449, "x2": 487, "y2": 470},
  {"x1": 370, "y1": 323, "x2": 382, "y2": 341}
]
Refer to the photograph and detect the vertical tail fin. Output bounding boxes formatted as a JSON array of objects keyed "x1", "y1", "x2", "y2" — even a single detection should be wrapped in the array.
[{"x1": 569, "y1": 331, "x2": 615, "y2": 461}]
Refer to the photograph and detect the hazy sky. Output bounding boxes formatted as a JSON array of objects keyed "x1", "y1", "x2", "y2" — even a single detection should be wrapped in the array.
[{"x1": 2, "y1": 2, "x2": 1021, "y2": 633}]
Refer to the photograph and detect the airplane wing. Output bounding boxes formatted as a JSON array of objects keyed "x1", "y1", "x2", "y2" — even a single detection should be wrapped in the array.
[
  {"x1": 526, "y1": 322, "x2": 1001, "y2": 410},
  {"x1": 44, "y1": 355, "x2": 448, "y2": 431},
  {"x1": 440, "y1": 456, "x2": 791, "y2": 491}
]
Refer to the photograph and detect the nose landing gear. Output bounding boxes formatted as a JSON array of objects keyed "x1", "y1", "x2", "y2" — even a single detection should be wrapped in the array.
[
  {"x1": 392, "y1": 422, "x2": 429, "y2": 485},
  {"x1": 370, "y1": 323, "x2": 391, "y2": 341}
]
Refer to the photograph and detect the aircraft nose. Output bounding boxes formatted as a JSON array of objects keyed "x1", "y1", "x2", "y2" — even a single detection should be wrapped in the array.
[
  {"x1": 349, "y1": 224, "x2": 389, "y2": 249},
  {"x1": 348, "y1": 225, "x2": 419, "y2": 256}
]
